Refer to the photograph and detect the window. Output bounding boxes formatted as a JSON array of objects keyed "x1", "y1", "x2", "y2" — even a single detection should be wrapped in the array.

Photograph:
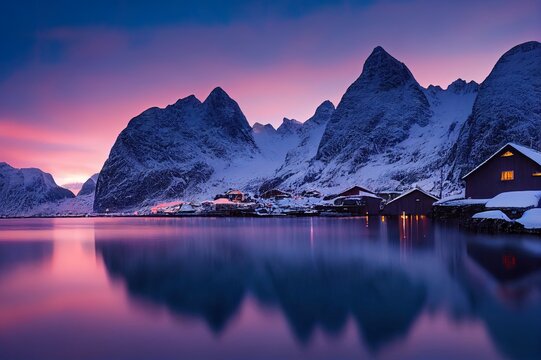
[
  {"x1": 501, "y1": 170, "x2": 514, "y2": 181},
  {"x1": 533, "y1": 172, "x2": 541, "y2": 177},
  {"x1": 501, "y1": 151, "x2": 514, "y2": 157}
]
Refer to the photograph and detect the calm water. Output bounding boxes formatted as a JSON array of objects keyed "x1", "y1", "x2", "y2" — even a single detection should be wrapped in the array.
[{"x1": 1, "y1": 217, "x2": 540, "y2": 360}]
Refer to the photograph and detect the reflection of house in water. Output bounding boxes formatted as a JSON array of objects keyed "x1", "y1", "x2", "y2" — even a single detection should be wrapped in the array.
[
  {"x1": 383, "y1": 216, "x2": 434, "y2": 250},
  {"x1": 462, "y1": 240, "x2": 541, "y2": 360},
  {"x1": 0, "y1": 241, "x2": 53, "y2": 277}
]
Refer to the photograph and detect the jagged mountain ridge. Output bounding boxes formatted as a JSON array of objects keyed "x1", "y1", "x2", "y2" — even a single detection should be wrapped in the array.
[
  {"x1": 0, "y1": 162, "x2": 75, "y2": 216},
  {"x1": 94, "y1": 87, "x2": 260, "y2": 212},
  {"x1": 264, "y1": 47, "x2": 480, "y2": 194},
  {"x1": 3, "y1": 41, "x2": 539, "y2": 215}
]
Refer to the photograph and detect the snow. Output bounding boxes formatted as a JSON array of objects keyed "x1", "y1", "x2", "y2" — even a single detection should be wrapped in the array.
[
  {"x1": 4, "y1": 42, "x2": 540, "y2": 216},
  {"x1": 451, "y1": 41, "x2": 541, "y2": 181},
  {"x1": 435, "y1": 198, "x2": 489, "y2": 207},
  {"x1": 472, "y1": 210, "x2": 511, "y2": 221},
  {"x1": 269, "y1": 47, "x2": 477, "y2": 197},
  {"x1": 517, "y1": 209, "x2": 541, "y2": 229},
  {"x1": 485, "y1": 191, "x2": 541, "y2": 208}
]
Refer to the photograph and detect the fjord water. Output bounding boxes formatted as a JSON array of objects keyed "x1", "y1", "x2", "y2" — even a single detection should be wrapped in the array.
[{"x1": 0, "y1": 218, "x2": 540, "y2": 360}]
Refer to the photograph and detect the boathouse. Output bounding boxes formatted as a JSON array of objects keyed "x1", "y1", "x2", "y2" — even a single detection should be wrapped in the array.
[
  {"x1": 260, "y1": 189, "x2": 292, "y2": 200},
  {"x1": 324, "y1": 185, "x2": 375, "y2": 200},
  {"x1": 463, "y1": 143, "x2": 541, "y2": 199},
  {"x1": 383, "y1": 188, "x2": 439, "y2": 215},
  {"x1": 331, "y1": 193, "x2": 383, "y2": 215}
]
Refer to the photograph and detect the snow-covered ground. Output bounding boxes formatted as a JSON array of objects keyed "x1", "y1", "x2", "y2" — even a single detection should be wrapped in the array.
[
  {"x1": 517, "y1": 209, "x2": 541, "y2": 229},
  {"x1": 472, "y1": 210, "x2": 511, "y2": 221},
  {"x1": 485, "y1": 191, "x2": 541, "y2": 208}
]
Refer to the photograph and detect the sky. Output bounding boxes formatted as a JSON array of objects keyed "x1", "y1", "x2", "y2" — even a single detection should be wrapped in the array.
[{"x1": 0, "y1": 0, "x2": 540, "y2": 185}]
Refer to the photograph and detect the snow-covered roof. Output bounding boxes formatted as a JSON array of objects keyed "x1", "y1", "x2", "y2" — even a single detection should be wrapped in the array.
[
  {"x1": 386, "y1": 188, "x2": 439, "y2": 205},
  {"x1": 335, "y1": 192, "x2": 382, "y2": 200},
  {"x1": 472, "y1": 210, "x2": 511, "y2": 221},
  {"x1": 213, "y1": 198, "x2": 236, "y2": 204},
  {"x1": 462, "y1": 143, "x2": 541, "y2": 179}
]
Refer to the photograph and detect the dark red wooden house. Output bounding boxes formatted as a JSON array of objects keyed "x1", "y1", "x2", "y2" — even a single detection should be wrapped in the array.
[
  {"x1": 324, "y1": 185, "x2": 375, "y2": 200},
  {"x1": 463, "y1": 143, "x2": 541, "y2": 199},
  {"x1": 260, "y1": 189, "x2": 292, "y2": 199},
  {"x1": 383, "y1": 188, "x2": 439, "y2": 215}
]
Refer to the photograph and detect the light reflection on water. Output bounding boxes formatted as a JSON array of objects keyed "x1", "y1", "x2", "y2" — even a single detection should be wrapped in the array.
[{"x1": 0, "y1": 217, "x2": 540, "y2": 360}]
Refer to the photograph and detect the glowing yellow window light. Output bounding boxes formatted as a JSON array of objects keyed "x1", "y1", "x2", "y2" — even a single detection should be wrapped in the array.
[
  {"x1": 533, "y1": 172, "x2": 541, "y2": 177},
  {"x1": 501, "y1": 170, "x2": 514, "y2": 181},
  {"x1": 501, "y1": 151, "x2": 514, "y2": 157}
]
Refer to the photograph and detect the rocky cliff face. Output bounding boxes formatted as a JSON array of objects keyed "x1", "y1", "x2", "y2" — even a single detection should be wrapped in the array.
[
  {"x1": 94, "y1": 87, "x2": 259, "y2": 212},
  {"x1": 275, "y1": 46, "x2": 477, "y2": 194},
  {"x1": 449, "y1": 41, "x2": 541, "y2": 181},
  {"x1": 78, "y1": 173, "x2": 99, "y2": 196},
  {"x1": 0, "y1": 162, "x2": 74, "y2": 216},
  {"x1": 316, "y1": 46, "x2": 431, "y2": 167}
]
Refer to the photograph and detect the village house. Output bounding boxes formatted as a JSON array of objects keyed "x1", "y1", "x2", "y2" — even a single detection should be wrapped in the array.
[
  {"x1": 260, "y1": 189, "x2": 292, "y2": 200},
  {"x1": 463, "y1": 143, "x2": 541, "y2": 199},
  {"x1": 324, "y1": 185, "x2": 375, "y2": 200},
  {"x1": 225, "y1": 189, "x2": 245, "y2": 202},
  {"x1": 382, "y1": 188, "x2": 439, "y2": 216}
]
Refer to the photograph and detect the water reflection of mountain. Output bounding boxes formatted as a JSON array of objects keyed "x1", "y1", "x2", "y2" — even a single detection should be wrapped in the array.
[
  {"x1": 94, "y1": 218, "x2": 541, "y2": 357},
  {"x1": 463, "y1": 241, "x2": 541, "y2": 360},
  {"x1": 0, "y1": 241, "x2": 53, "y2": 277}
]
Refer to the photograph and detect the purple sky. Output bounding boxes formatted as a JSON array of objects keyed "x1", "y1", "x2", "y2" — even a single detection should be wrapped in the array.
[{"x1": 0, "y1": 0, "x2": 539, "y2": 184}]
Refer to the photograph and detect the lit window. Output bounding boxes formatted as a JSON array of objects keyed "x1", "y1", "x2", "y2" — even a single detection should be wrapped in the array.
[
  {"x1": 501, "y1": 170, "x2": 514, "y2": 181},
  {"x1": 501, "y1": 151, "x2": 514, "y2": 157},
  {"x1": 533, "y1": 172, "x2": 541, "y2": 177}
]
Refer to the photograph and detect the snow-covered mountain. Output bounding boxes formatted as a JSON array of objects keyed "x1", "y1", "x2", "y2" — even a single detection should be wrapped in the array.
[
  {"x1": 260, "y1": 100, "x2": 335, "y2": 191},
  {"x1": 4, "y1": 41, "x2": 538, "y2": 216},
  {"x1": 78, "y1": 173, "x2": 99, "y2": 196},
  {"x1": 449, "y1": 41, "x2": 541, "y2": 180},
  {"x1": 28, "y1": 173, "x2": 99, "y2": 216},
  {"x1": 94, "y1": 87, "x2": 261, "y2": 212},
  {"x1": 263, "y1": 47, "x2": 478, "y2": 195},
  {"x1": 0, "y1": 162, "x2": 74, "y2": 216}
]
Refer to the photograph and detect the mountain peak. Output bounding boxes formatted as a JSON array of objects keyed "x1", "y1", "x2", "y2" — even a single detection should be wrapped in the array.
[
  {"x1": 360, "y1": 46, "x2": 416, "y2": 90},
  {"x1": 172, "y1": 94, "x2": 201, "y2": 107},
  {"x1": 500, "y1": 41, "x2": 541, "y2": 60},
  {"x1": 252, "y1": 122, "x2": 276, "y2": 135},
  {"x1": 277, "y1": 117, "x2": 302, "y2": 135},
  {"x1": 447, "y1": 78, "x2": 479, "y2": 94},
  {"x1": 315, "y1": 100, "x2": 335, "y2": 113},
  {"x1": 205, "y1": 86, "x2": 231, "y2": 102}
]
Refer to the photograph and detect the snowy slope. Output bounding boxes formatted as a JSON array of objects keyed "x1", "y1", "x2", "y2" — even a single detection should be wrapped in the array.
[
  {"x1": 265, "y1": 47, "x2": 478, "y2": 195},
  {"x1": 261, "y1": 100, "x2": 335, "y2": 191},
  {"x1": 450, "y1": 41, "x2": 541, "y2": 180},
  {"x1": 0, "y1": 162, "x2": 75, "y2": 216},
  {"x1": 94, "y1": 87, "x2": 262, "y2": 212},
  {"x1": 78, "y1": 173, "x2": 99, "y2": 196}
]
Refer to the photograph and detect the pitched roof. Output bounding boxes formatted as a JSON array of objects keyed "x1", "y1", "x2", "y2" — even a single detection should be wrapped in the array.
[
  {"x1": 386, "y1": 188, "x2": 439, "y2": 205},
  {"x1": 462, "y1": 143, "x2": 541, "y2": 179},
  {"x1": 339, "y1": 185, "x2": 375, "y2": 195}
]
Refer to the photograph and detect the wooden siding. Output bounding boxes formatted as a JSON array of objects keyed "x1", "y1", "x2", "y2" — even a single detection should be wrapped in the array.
[
  {"x1": 465, "y1": 145, "x2": 541, "y2": 198},
  {"x1": 383, "y1": 189, "x2": 437, "y2": 215}
]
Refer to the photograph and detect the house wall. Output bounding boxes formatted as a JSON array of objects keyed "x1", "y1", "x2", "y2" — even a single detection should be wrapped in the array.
[
  {"x1": 465, "y1": 146, "x2": 541, "y2": 199},
  {"x1": 383, "y1": 190, "x2": 437, "y2": 215}
]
